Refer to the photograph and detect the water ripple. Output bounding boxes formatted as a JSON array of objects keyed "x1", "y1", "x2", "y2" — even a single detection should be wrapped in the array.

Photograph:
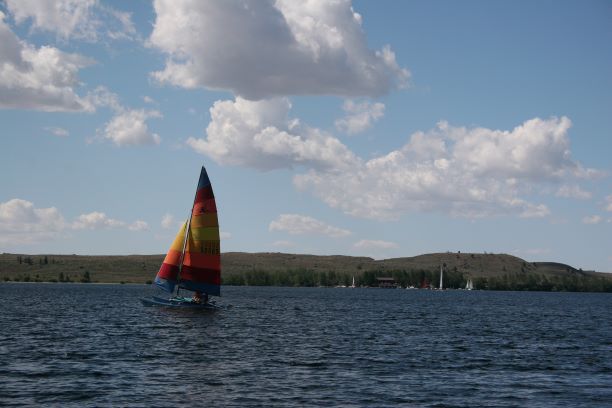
[{"x1": 0, "y1": 284, "x2": 611, "y2": 407}]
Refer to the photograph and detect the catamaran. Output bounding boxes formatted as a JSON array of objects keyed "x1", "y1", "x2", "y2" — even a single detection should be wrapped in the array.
[{"x1": 141, "y1": 166, "x2": 221, "y2": 309}]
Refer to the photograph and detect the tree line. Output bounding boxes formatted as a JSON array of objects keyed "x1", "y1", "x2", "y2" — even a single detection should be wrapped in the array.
[{"x1": 222, "y1": 268, "x2": 612, "y2": 292}]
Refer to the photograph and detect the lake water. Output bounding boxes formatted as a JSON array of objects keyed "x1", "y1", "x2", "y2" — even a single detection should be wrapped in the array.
[{"x1": 0, "y1": 284, "x2": 611, "y2": 407}]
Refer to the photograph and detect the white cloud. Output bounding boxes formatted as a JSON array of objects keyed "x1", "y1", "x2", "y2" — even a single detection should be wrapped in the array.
[
  {"x1": 295, "y1": 116, "x2": 595, "y2": 220},
  {"x1": 269, "y1": 214, "x2": 351, "y2": 238},
  {"x1": 0, "y1": 198, "x2": 153, "y2": 245},
  {"x1": 72, "y1": 211, "x2": 125, "y2": 229},
  {"x1": 161, "y1": 213, "x2": 175, "y2": 229},
  {"x1": 605, "y1": 195, "x2": 612, "y2": 212},
  {"x1": 149, "y1": 0, "x2": 408, "y2": 99},
  {"x1": 128, "y1": 220, "x2": 148, "y2": 231},
  {"x1": 84, "y1": 87, "x2": 162, "y2": 147},
  {"x1": 555, "y1": 184, "x2": 592, "y2": 200},
  {"x1": 143, "y1": 96, "x2": 155, "y2": 104},
  {"x1": 86, "y1": 86, "x2": 122, "y2": 112},
  {"x1": 5, "y1": 0, "x2": 136, "y2": 42},
  {"x1": 0, "y1": 11, "x2": 93, "y2": 111},
  {"x1": 187, "y1": 97, "x2": 357, "y2": 170},
  {"x1": 0, "y1": 198, "x2": 65, "y2": 244},
  {"x1": 353, "y1": 239, "x2": 398, "y2": 250},
  {"x1": 99, "y1": 109, "x2": 161, "y2": 146},
  {"x1": 45, "y1": 126, "x2": 69, "y2": 137},
  {"x1": 582, "y1": 215, "x2": 602, "y2": 225},
  {"x1": 335, "y1": 100, "x2": 385, "y2": 134}
]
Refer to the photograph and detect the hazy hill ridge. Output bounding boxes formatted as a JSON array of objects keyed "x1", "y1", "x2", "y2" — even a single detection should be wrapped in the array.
[{"x1": 0, "y1": 252, "x2": 605, "y2": 284}]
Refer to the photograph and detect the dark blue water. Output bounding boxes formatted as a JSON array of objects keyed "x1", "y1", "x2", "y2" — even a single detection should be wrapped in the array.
[{"x1": 0, "y1": 284, "x2": 611, "y2": 407}]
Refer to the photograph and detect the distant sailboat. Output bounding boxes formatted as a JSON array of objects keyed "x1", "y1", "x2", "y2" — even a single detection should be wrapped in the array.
[
  {"x1": 466, "y1": 279, "x2": 474, "y2": 290},
  {"x1": 351, "y1": 276, "x2": 356, "y2": 288},
  {"x1": 141, "y1": 166, "x2": 221, "y2": 309},
  {"x1": 438, "y1": 264, "x2": 444, "y2": 290}
]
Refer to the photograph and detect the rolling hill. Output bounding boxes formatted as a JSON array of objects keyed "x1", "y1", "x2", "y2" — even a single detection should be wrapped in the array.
[{"x1": 0, "y1": 251, "x2": 606, "y2": 285}]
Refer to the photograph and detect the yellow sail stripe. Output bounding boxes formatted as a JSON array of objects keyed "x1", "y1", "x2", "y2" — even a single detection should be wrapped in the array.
[
  {"x1": 168, "y1": 222, "x2": 187, "y2": 252},
  {"x1": 191, "y1": 213, "x2": 218, "y2": 228},
  {"x1": 186, "y1": 239, "x2": 220, "y2": 255},
  {"x1": 190, "y1": 226, "x2": 220, "y2": 241}
]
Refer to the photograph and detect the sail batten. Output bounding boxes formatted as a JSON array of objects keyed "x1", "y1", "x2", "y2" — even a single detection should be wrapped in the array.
[{"x1": 154, "y1": 166, "x2": 221, "y2": 296}]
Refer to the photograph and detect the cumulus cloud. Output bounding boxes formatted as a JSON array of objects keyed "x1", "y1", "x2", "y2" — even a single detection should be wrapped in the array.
[
  {"x1": 187, "y1": 97, "x2": 357, "y2": 170},
  {"x1": 161, "y1": 213, "x2": 175, "y2": 229},
  {"x1": 0, "y1": 11, "x2": 93, "y2": 111},
  {"x1": 294, "y1": 116, "x2": 596, "y2": 220},
  {"x1": 605, "y1": 195, "x2": 612, "y2": 212},
  {"x1": 269, "y1": 214, "x2": 351, "y2": 238},
  {"x1": 582, "y1": 215, "x2": 602, "y2": 225},
  {"x1": 335, "y1": 100, "x2": 385, "y2": 134},
  {"x1": 353, "y1": 239, "x2": 398, "y2": 250},
  {"x1": 5, "y1": 0, "x2": 136, "y2": 42},
  {"x1": 100, "y1": 109, "x2": 161, "y2": 146},
  {"x1": 0, "y1": 198, "x2": 66, "y2": 244},
  {"x1": 128, "y1": 220, "x2": 148, "y2": 231},
  {"x1": 555, "y1": 185, "x2": 592, "y2": 200},
  {"x1": 72, "y1": 211, "x2": 125, "y2": 229},
  {"x1": 0, "y1": 198, "x2": 153, "y2": 245},
  {"x1": 149, "y1": 0, "x2": 408, "y2": 99},
  {"x1": 45, "y1": 126, "x2": 69, "y2": 137},
  {"x1": 85, "y1": 86, "x2": 162, "y2": 146}
]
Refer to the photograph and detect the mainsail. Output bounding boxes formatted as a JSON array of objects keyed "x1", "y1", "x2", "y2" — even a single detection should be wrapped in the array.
[{"x1": 155, "y1": 166, "x2": 221, "y2": 296}]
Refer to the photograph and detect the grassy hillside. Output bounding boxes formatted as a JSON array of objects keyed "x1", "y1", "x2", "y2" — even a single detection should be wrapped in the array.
[
  {"x1": 0, "y1": 254, "x2": 162, "y2": 283},
  {"x1": 0, "y1": 251, "x2": 607, "y2": 285}
]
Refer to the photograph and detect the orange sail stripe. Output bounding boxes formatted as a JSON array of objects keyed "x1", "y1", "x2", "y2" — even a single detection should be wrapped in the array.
[{"x1": 163, "y1": 249, "x2": 182, "y2": 266}]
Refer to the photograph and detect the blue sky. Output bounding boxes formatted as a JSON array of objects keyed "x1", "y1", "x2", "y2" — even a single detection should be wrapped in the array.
[{"x1": 1, "y1": 0, "x2": 610, "y2": 272}]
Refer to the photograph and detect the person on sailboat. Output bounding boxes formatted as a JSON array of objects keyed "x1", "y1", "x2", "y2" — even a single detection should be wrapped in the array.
[{"x1": 192, "y1": 291, "x2": 209, "y2": 304}]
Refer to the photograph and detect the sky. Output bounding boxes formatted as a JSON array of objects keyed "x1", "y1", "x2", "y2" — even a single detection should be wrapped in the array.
[{"x1": 0, "y1": 0, "x2": 611, "y2": 272}]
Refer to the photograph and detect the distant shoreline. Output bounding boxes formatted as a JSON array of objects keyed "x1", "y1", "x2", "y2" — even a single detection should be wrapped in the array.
[{"x1": 1, "y1": 252, "x2": 610, "y2": 292}]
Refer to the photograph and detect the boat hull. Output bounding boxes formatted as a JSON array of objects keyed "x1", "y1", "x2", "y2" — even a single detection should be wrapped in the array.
[{"x1": 140, "y1": 296, "x2": 221, "y2": 310}]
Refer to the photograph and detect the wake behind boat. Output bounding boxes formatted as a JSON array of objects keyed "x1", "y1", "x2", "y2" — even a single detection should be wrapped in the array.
[{"x1": 141, "y1": 166, "x2": 222, "y2": 309}]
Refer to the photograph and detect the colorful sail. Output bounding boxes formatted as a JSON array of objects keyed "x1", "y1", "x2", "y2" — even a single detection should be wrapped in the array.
[{"x1": 155, "y1": 167, "x2": 221, "y2": 296}]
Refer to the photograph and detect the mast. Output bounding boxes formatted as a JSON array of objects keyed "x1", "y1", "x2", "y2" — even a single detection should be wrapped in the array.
[{"x1": 439, "y1": 264, "x2": 443, "y2": 290}]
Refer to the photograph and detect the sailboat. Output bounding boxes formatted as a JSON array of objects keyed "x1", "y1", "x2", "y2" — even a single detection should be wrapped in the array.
[
  {"x1": 351, "y1": 276, "x2": 356, "y2": 288},
  {"x1": 466, "y1": 278, "x2": 474, "y2": 290},
  {"x1": 438, "y1": 264, "x2": 444, "y2": 290},
  {"x1": 141, "y1": 166, "x2": 221, "y2": 309}
]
